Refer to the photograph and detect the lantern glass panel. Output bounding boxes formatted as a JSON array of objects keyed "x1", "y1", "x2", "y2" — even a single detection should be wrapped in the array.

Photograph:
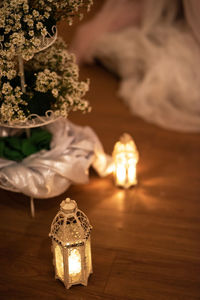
[
  {"x1": 55, "y1": 243, "x2": 64, "y2": 281},
  {"x1": 68, "y1": 247, "x2": 82, "y2": 283},
  {"x1": 115, "y1": 154, "x2": 127, "y2": 186},
  {"x1": 85, "y1": 237, "x2": 92, "y2": 276},
  {"x1": 127, "y1": 156, "x2": 137, "y2": 185}
]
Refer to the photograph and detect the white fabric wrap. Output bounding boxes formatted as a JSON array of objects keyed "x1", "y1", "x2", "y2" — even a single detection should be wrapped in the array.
[
  {"x1": 0, "y1": 119, "x2": 112, "y2": 198},
  {"x1": 93, "y1": 0, "x2": 200, "y2": 132}
]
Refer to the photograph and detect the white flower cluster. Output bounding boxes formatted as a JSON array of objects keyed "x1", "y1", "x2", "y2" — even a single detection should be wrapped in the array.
[
  {"x1": 35, "y1": 69, "x2": 59, "y2": 93},
  {"x1": 0, "y1": 0, "x2": 92, "y2": 61},
  {"x1": 0, "y1": 84, "x2": 27, "y2": 123},
  {"x1": 0, "y1": 0, "x2": 49, "y2": 61},
  {"x1": 0, "y1": 38, "x2": 90, "y2": 123},
  {"x1": 0, "y1": 0, "x2": 92, "y2": 124},
  {"x1": 32, "y1": 37, "x2": 90, "y2": 118},
  {"x1": 34, "y1": 0, "x2": 93, "y2": 23}
]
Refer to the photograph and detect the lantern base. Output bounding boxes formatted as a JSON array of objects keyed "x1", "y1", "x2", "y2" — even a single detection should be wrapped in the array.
[
  {"x1": 115, "y1": 179, "x2": 138, "y2": 189},
  {"x1": 55, "y1": 274, "x2": 92, "y2": 289}
]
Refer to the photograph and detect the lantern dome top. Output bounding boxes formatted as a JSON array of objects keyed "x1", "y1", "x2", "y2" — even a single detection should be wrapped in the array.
[
  {"x1": 119, "y1": 133, "x2": 133, "y2": 144},
  {"x1": 113, "y1": 132, "x2": 139, "y2": 161},
  {"x1": 49, "y1": 198, "x2": 92, "y2": 248}
]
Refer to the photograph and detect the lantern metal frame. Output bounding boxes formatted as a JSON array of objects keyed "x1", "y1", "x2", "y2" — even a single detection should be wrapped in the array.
[{"x1": 49, "y1": 198, "x2": 92, "y2": 289}]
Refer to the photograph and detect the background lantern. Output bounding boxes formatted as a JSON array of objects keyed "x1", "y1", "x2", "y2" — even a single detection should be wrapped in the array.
[
  {"x1": 112, "y1": 133, "x2": 139, "y2": 188},
  {"x1": 49, "y1": 198, "x2": 92, "y2": 289}
]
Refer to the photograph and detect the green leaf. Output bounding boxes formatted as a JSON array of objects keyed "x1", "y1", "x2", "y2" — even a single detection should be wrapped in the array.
[
  {"x1": 21, "y1": 139, "x2": 38, "y2": 157},
  {"x1": 0, "y1": 128, "x2": 52, "y2": 161}
]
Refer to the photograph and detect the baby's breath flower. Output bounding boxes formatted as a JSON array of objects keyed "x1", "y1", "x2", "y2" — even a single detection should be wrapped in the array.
[
  {"x1": 36, "y1": 22, "x2": 43, "y2": 30},
  {"x1": 41, "y1": 28, "x2": 48, "y2": 37},
  {"x1": 52, "y1": 88, "x2": 58, "y2": 98},
  {"x1": 31, "y1": 37, "x2": 41, "y2": 47},
  {"x1": 4, "y1": 25, "x2": 12, "y2": 34},
  {"x1": 44, "y1": 12, "x2": 50, "y2": 19},
  {"x1": 33, "y1": 10, "x2": 40, "y2": 18},
  {"x1": 45, "y1": 6, "x2": 52, "y2": 12},
  {"x1": 28, "y1": 30, "x2": 34, "y2": 37},
  {"x1": 23, "y1": 3, "x2": 29, "y2": 13},
  {"x1": 27, "y1": 20, "x2": 34, "y2": 27},
  {"x1": 2, "y1": 82, "x2": 13, "y2": 95},
  {"x1": 14, "y1": 22, "x2": 22, "y2": 30},
  {"x1": 7, "y1": 70, "x2": 17, "y2": 80}
]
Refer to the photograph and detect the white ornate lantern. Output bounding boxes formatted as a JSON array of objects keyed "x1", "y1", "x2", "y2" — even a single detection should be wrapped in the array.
[
  {"x1": 49, "y1": 198, "x2": 92, "y2": 289},
  {"x1": 112, "y1": 133, "x2": 139, "y2": 188}
]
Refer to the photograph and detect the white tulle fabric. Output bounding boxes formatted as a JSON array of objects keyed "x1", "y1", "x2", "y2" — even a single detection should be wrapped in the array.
[
  {"x1": 0, "y1": 119, "x2": 112, "y2": 198},
  {"x1": 70, "y1": 0, "x2": 200, "y2": 132},
  {"x1": 70, "y1": 0, "x2": 144, "y2": 64}
]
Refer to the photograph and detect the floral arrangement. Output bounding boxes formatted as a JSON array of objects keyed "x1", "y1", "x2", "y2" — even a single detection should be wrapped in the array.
[
  {"x1": 0, "y1": 0, "x2": 93, "y2": 125},
  {"x1": 0, "y1": 0, "x2": 93, "y2": 60},
  {"x1": 0, "y1": 37, "x2": 90, "y2": 123}
]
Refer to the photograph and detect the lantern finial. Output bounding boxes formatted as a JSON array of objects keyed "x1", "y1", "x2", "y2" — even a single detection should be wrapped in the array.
[
  {"x1": 120, "y1": 133, "x2": 132, "y2": 144},
  {"x1": 60, "y1": 198, "x2": 77, "y2": 213}
]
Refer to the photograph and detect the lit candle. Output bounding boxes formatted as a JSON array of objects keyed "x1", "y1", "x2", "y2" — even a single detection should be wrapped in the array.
[{"x1": 68, "y1": 249, "x2": 81, "y2": 276}]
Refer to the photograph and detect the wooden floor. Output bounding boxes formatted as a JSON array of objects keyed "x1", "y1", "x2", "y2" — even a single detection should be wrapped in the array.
[{"x1": 1, "y1": 5, "x2": 200, "y2": 300}]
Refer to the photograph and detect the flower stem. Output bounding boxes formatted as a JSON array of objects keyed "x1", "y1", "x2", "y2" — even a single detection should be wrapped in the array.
[{"x1": 18, "y1": 55, "x2": 26, "y2": 93}]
